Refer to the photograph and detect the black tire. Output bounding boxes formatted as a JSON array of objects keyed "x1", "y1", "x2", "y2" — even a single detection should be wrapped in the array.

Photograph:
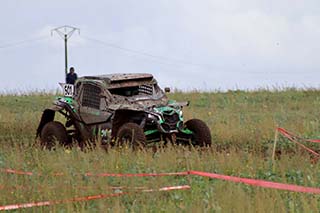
[
  {"x1": 185, "y1": 119, "x2": 212, "y2": 147},
  {"x1": 40, "y1": 121, "x2": 68, "y2": 150},
  {"x1": 116, "y1": 123, "x2": 146, "y2": 149}
]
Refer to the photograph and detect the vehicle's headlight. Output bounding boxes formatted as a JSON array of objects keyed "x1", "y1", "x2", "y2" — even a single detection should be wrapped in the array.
[{"x1": 179, "y1": 110, "x2": 183, "y2": 117}]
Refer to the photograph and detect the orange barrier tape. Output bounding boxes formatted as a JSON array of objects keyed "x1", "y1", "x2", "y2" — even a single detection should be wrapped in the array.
[
  {"x1": 84, "y1": 171, "x2": 189, "y2": 177},
  {"x1": 2, "y1": 127, "x2": 320, "y2": 210},
  {"x1": 1, "y1": 168, "x2": 188, "y2": 177},
  {"x1": 189, "y1": 171, "x2": 320, "y2": 194},
  {"x1": 2, "y1": 169, "x2": 34, "y2": 176},
  {"x1": 0, "y1": 184, "x2": 175, "y2": 192},
  {"x1": 0, "y1": 185, "x2": 190, "y2": 211},
  {"x1": 277, "y1": 127, "x2": 320, "y2": 143},
  {"x1": 1, "y1": 169, "x2": 64, "y2": 176},
  {"x1": 2, "y1": 168, "x2": 320, "y2": 194},
  {"x1": 1, "y1": 167, "x2": 320, "y2": 210},
  {"x1": 0, "y1": 192, "x2": 125, "y2": 211},
  {"x1": 277, "y1": 127, "x2": 320, "y2": 157}
]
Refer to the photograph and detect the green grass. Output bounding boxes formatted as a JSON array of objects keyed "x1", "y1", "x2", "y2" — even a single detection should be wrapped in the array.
[{"x1": 1, "y1": 90, "x2": 320, "y2": 212}]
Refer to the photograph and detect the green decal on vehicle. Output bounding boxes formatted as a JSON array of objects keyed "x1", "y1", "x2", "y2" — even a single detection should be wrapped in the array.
[
  {"x1": 144, "y1": 129, "x2": 158, "y2": 136},
  {"x1": 64, "y1": 97, "x2": 73, "y2": 104},
  {"x1": 38, "y1": 73, "x2": 211, "y2": 149},
  {"x1": 155, "y1": 106, "x2": 177, "y2": 115},
  {"x1": 180, "y1": 128, "x2": 193, "y2": 134}
]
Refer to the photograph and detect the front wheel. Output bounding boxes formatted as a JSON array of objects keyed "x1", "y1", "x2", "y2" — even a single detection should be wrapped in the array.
[
  {"x1": 185, "y1": 119, "x2": 212, "y2": 147},
  {"x1": 116, "y1": 123, "x2": 146, "y2": 150},
  {"x1": 40, "y1": 121, "x2": 69, "y2": 150}
]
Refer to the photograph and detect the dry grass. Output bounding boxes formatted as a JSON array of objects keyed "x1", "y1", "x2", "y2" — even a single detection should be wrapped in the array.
[{"x1": 0, "y1": 90, "x2": 320, "y2": 212}]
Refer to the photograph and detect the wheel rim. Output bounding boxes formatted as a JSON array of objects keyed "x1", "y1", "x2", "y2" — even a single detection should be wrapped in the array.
[
  {"x1": 43, "y1": 134, "x2": 57, "y2": 149},
  {"x1": 120, "y1": 132, "x2": 133, "y2": 146}
]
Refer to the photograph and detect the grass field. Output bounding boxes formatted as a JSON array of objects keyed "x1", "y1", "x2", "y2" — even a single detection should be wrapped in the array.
[{"x1": 0, "y1": 89, "x2": 320, "y2": 212}]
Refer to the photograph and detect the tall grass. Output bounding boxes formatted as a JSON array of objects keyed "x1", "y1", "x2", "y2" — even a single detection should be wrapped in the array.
[{"x1": 0, "y1": 90, "x2": 320, "y2": 211}]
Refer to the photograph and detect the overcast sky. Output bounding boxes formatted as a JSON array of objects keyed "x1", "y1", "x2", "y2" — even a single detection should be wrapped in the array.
[{"x1": 0, "y1": 0, "x2": 319, "y2": 92}]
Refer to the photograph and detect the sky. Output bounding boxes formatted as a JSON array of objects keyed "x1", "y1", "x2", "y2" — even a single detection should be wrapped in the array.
[{"x1": 0, "y1": 0, "x2": 320, "y2": 92}]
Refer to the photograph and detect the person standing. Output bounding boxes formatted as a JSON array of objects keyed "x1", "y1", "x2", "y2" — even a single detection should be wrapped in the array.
[{"x1": 66, "y1": 67, "x2": 78, "y2": 84}]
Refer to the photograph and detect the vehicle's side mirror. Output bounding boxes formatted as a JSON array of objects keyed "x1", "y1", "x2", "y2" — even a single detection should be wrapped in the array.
[{"x1": 164, "y1": 87, "x2": 171, "y2": 93}]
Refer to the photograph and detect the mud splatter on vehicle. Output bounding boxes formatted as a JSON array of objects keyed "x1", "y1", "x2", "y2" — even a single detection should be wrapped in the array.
[{"x1": 36, "y1": 73, "x2": 211, "y2": 149}]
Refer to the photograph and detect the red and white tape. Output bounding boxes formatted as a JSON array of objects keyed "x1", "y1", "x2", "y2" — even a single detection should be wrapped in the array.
[
  {"x1": 0, "y1": 185, "x2": 190, "y2": 211},
  {"x1": 0, "y1": 192, "x2": 125, "y2": 211}
]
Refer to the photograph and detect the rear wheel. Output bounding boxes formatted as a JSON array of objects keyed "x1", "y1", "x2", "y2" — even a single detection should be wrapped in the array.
[
  {"x1": 185, "y1": 119, "x2": 212, "y2": 147},
  {"x1": 116, "y1": 123, "x2": 146, "y2": 150},
  {"x1": 40, "y1": 121, "x2": 69, "y2": 150}
]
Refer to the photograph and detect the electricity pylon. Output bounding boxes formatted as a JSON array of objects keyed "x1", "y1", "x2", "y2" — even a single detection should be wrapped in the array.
[{"x1": 51, "y1": 26, "x2": 80, "y2": 82}]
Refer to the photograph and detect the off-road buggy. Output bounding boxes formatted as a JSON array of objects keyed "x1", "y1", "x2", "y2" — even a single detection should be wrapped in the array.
[{"x1": 36, "y1": 73, "x2": 212, "y2": 149}]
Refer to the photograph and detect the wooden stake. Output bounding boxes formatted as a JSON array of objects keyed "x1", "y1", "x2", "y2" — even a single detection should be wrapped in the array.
[{"x1": 272, "y1": 129, "x2": 279, "y2": 166}]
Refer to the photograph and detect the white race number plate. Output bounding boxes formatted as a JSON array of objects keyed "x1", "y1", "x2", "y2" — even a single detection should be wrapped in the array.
[{"x1": 60, "y1": 83, "x2": 74, "y2": 97}]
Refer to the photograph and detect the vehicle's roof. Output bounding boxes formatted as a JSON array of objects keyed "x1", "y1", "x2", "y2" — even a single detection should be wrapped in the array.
[{"x1": 81, "y1": 73, "x2": 154, "y2": 82}]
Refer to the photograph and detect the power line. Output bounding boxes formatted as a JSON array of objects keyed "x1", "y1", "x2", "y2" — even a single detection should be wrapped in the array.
[
  {"x1": 81, "y1": 35, "x2": 211, "y2": 69},
  {"x1": 0, "y1": 36, "x2": 50, "y2": 49},
  {"x1": 0, "y1": 33, "x2": 213, "y2": 71}
]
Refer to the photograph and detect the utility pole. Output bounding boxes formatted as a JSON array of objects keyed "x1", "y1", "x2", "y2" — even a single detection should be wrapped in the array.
[{"x1": 51, "y1": 26, "x2": 80, "y2": 82}]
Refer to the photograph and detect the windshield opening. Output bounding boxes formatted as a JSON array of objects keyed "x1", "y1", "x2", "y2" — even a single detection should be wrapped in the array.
[{"x1": 108, "y1": 84, "x2": 165, "y2": 99}]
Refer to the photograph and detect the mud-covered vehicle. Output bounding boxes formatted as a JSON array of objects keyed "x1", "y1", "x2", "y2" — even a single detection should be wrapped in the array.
[{"x1": 36, "y1": 73, "x2": 211, "y2": 149}]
